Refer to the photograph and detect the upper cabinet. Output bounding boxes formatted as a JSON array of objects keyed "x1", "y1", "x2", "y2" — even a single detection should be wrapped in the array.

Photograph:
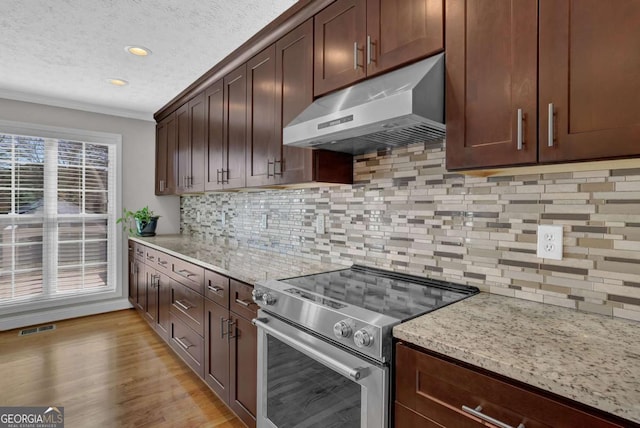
[
  {"x1": 446, "y1": 0, "x2": 640, "y2": 170},
  {"x1": 155, "y1": 113, "x2": 176, "y2": 195},
  {"x1": 175, "y1": 94, "x2": 206, "y2": 194},
  {"x1": 222, "y1": 65, "x2": 248, "y2": 189},
  {"x1": 314, "y1": 0, "x2": 444, "y2": 96},
  {"x1": 204, "y1": 80, "x2": 225, "y2": 191},
  {"x1": 538, "y1": 0, "x2": 640, "y2": 163}
]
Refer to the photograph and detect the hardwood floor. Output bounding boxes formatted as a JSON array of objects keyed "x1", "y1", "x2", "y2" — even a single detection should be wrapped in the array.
[{"x1": 0, "y1": 309, "x2": 245, "y2": 428}]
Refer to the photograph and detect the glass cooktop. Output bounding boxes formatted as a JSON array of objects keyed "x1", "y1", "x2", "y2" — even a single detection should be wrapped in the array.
[{"x1": 281, "y1": 265, "x2": 478, "y2": 321}]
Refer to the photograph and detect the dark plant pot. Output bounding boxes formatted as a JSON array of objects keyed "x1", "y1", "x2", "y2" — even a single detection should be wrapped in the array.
[{"x1": 136, "y1": 216, "x2": 159, "y2": 237}]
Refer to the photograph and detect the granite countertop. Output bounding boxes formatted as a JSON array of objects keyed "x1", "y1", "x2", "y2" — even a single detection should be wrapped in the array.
[
  {"x1": 129, "y1": 234, "x2": 348, "y2": 284},
  {"x1": 393, "y1": 293, "x2": 640, "y2": 424}
]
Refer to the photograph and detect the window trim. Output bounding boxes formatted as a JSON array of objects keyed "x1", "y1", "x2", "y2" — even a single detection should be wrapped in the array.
[{"x1": 0, "y1": 119, "x2": 123, "y2": 316}]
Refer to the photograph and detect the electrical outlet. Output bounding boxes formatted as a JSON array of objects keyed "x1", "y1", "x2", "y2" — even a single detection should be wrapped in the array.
[
  {"x1": 196, "y1": 211, "x2": 201, "y2": 223},
  {"x1": 261, "y1": 213, "x2": 268, "y2": 229},
  {"x1": 221, "y1": 212, "x2": 226, "y2": 227},
  {"x1": 316, "y1": 214, "x2": 325, "y2": 234},
  {"x1": 536, "y1": 225, "x2": 563, "y2": 260}
]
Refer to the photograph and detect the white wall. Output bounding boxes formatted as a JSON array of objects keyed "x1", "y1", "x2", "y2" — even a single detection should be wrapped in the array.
[{"x1": 0, "y1": 97, "x2": 180, "y2": 329}]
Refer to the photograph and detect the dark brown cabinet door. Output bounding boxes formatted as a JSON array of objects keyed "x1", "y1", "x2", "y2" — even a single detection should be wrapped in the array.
[
  {"x1": 155, "y1": 113, "x2": 176, "y2": 195},
  {"x1": 277, "y1": 19, "x2": 315, "y2": 185},
  {"x1": 246, "y1": 45, "x2": 279, "y2": 187},
  {"x1": 366, "y1": 0, "x2": 444, "y2": 76},
  {"x1": 223, "y1": 65, "x2": 248, "y2": 189},
  {"x1": 314, "y1": 0, "x2": 367, "y2": 96},
  {"x1": 175, "y1": 103, "x2": 190, "y2": 193},
  {"x1": 445, "y1": 0, "x2": 538, "y2": 170},
  {"x1": 229, "y1": 314, "x2": 257, "y2": 428},
  {"x1": 538, "y1": 0, "x2": 640, "y2": 163},
  {"x1": 155, "y1": 272, "x2": 171, "y2": 342},
  {"x1": 134, "y1": 260, "x2": 145, "y2": 312},
  {"x1": 188, "y1": 92, "x2": 206, "y2": 192},
  {"x1": 144, "y1": 266, "x2": 158, "y2": 324},
  {"x1": 205, "y1": 80, "x2": 225, "y2": 191},
  {"x1": 204, "y1": 299, "x2": 230, "y2": 403}
]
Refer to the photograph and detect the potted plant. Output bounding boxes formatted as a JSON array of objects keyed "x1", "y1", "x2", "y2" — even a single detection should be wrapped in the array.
[{"x1": 116, "y1": 206, "x2": 160, "y2": 236}]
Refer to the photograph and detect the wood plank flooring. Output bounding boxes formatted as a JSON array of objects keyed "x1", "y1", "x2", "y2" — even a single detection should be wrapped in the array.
[{"x1": 0, "y1": 309, "x2": 245, "y2": 428}]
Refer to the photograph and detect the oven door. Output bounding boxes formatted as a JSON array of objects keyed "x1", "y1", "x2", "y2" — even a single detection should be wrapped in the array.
[{"x1": 253, "y1": 311, "x2": 388, "y2": 428}]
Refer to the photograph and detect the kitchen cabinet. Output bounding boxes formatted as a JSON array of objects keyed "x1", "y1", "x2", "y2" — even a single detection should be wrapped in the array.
[
  {"x1": 205, "y1": 278, "x2": 258, "y2": 428},
  {"x1": 276, "y1": 19, "x2": 354, "y2": 185},
  {"x1": 155, "y1": 112, "x2": 176, "y2": 195},
  {"x1": 246, "y1": 45, "x2": 279, "y2": 187},
  {"x1": 176, "y1": 93, "x2": 206, "y2": 194},
  {"x1": 205, "y1": 66, "x2": 247, "y2": 191},
  {"x1": 314, "y1": 0, "x2": 444, "y2": 96},
  {"x1": 446, "y1": 0, "x2": 640, "y2": 170},
  {"x1": 395, "y1": 343, "x2": 624, "y2": 428}
]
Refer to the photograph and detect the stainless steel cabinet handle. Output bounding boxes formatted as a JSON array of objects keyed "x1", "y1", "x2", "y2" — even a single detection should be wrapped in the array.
[
  {"x1": 221, "y1": 317, "x2": 229, "y2": 338},
  {"x1": 174, "y1": 300, "x2": 192, "y2": 311},
  {"x1": 548, "y1": 103, "x2": 555, "y2": 147},
  {"x1": 252, "y1": 318, "x2": 364, "y2": 381},
  {"x1": 175, "y1": 337, "x2": 193, "y2": 350},
  {"x1": 158, "y1": 259, "x2": 168, "y2": 266},
  {"x1": 177, "y1": 269, "x2": 195, "y2": 279},
  {"x1": 222, "y1": 169, "x2": 229, "y2": 184},
  {"x1": 516, "y1": 108, "x2": 524, "y2": 151},
  {"x1": 267, "y1": 159, "x2": 274, "y2": 178},
  {"x1": 208, "y1": 285, "x2": 224, "y2": 294},
  {"x1": 462, "y1": 405, "x2": 525, "y2": 428},
  {"x1": 366, "y1": 35, "x2": 372, "y2": 65},
  {"x1": 235, "y1": 298, "x2": 254, "y2": 307},
  {"x1": 353, "y1": 42, "x2": 359, "y2": 70},
  {"x1": 273, "y1": 159, "x2": 282, "y2": 176},
  {"x1": 227, "y1": 319, "x2": 237, "y2": 339}
]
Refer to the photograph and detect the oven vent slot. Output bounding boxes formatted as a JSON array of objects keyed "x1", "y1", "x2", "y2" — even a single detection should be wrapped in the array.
[{"x1": 19, "y1": 324, "x2": 56, "y2": 336}]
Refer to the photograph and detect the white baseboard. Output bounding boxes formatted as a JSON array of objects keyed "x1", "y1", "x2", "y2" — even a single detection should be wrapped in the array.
[{"x1": 0, "y1": 298, "x2": 133, "y2": 331}]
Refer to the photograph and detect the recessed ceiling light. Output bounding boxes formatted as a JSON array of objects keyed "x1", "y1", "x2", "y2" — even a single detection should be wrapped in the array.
[
  {"x1": 107, "y1": 78, "x2": 129, "y2": 87},
  {"x1": 125, "y1": 45, "x2": 152, "y2": 56}
]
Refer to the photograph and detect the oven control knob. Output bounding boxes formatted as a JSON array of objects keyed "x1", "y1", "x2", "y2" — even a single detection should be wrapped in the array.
[
  {"x1": 354, "y1": 329, "x2": 374, "y2": 348},
  {"x1": 261, "y1": 292, "x2": 277, "y2": 306},
  {"x1": 333, "y1": 320, "x2": 353, "y2": 339},
  {"x1": 252, "y1": 288, "x2": 265, "y2": 303}
]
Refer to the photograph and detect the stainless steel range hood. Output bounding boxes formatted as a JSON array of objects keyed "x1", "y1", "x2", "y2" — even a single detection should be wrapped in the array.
[{"x1": 283, "y1": 53, "x2": 444, "y2": 155}]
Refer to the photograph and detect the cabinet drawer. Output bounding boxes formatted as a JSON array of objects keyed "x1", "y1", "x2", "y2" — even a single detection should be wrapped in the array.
[
  {"x1": 144, "y1": 247, "x2": 159, "y2": 266},
  {"x1": 133, "y1": 242, "x2": 145, "y2": 262},
  {"x1": 230, "y1": 280, "x2": 258, "y2": 319},
  {"x1": 396, "y1": 343, "x2": 623, "y2": 428},
  {"x1": 205, "y1": 270, "x2": 229, "y2": 308},
  {"x1": 170, "y1": 282, "x2": 205, "y2": 337},
  {"x1": 169, "y1": 256, "x2": 205, "y2": 294},
  {"x1": 169, "y1": 313, "x2": 204, "y2": 378},
  {"x1": 154, "y1": 251, "x2": 173, "y2": 275}
]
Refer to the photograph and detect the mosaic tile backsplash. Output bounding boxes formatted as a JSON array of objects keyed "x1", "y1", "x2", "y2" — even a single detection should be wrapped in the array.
[{"x1": 181, "y1": 141, "x2": 640, "y2": 322}]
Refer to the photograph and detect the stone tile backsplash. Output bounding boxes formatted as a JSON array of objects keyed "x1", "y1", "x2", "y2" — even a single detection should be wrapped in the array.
[{"x1": 181, "y1": 141, "x2": 640, "y2": 321}]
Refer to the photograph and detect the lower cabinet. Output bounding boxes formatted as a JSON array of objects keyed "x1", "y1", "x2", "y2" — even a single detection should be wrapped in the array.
[
  {"x1": 205, "y1": 281, "x2": 258, "y2": 428},
  {"x1": 129, "y1": 240, "x2": 258, "y2": 428},
  {"x1": 395, "y1": 343, "x2": 625, "y2": 428}
]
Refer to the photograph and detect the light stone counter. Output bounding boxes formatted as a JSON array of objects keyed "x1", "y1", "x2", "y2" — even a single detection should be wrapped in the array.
[
  {"x1": 393, "y1": 292, "x2": 640, "y2": 424},
  {"x1": 130, "y1": 234, "x2": 349, "y2": 284}
]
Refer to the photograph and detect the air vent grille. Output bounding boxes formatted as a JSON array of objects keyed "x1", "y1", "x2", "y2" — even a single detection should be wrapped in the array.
[{"x1": 19, "y1": 324, "x2": 56, "y2": 336}]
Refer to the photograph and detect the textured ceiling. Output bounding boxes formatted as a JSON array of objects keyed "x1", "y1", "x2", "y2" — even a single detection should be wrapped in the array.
[{"x1": 0, "y1": 0, "x2": 298, "y2": 120}]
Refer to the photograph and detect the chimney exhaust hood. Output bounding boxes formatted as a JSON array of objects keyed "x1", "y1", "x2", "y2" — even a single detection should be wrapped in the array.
[{"x1": 283, "y1": 53, "x2": 444, "y2": 155}]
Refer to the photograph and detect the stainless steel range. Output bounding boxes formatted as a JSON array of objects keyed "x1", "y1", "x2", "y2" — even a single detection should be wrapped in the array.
[{"x1": 252, "y1": 265, "x2": 478, "y2": 428}]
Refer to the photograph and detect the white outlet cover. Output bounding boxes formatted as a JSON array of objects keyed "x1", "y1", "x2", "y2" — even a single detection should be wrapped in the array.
[
  {"x1": 536, "y1": 225, "x2": 563, "y2": 260},
  {"x1": 261, "y1": 213, "x2": 268, "y2": 229}
]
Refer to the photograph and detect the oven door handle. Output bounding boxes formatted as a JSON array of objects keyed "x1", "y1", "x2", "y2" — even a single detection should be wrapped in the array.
[{"x1": 252, "y1": 318, "x2": 366, "y2": 381}]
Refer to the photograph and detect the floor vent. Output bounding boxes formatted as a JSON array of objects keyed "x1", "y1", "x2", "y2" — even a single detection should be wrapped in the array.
[{"x1": 19, "y1": 324, "x2": 56, "y2": 336}]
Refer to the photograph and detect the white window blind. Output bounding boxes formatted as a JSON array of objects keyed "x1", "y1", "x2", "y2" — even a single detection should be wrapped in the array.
[{"x1": 0, "y1": 133, "x2": 116, "y2": 305}]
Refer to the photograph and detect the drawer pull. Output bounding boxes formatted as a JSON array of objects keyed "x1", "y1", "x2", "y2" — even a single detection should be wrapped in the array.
[
  {"x1": 462, "y1": 405, "x2": 525, "y2": 428},
  {"x1": 177, "y1": 269, "x2": 196, "y2": 279},
  {"x1": 208, "y1": 285, "x2": 224, "y2": 294},
  {"x1": 146, "y1": 254, "x2": 155, "y2": 261},
  {"x1": 175, "y1": 337, "x2": 193, "y2": 350},
  {"x1": 174, "y1": 300, "x2": 192, "y2": 311},
  {"x1": 227, "y1": 319, "x2": 237, "y2": 339},
  {"x1": 235, "y1": 298, "x2": 255, "y2": 308},
  {"x1": 158, "y1": 259, "x2": 168, "y2": 266}
]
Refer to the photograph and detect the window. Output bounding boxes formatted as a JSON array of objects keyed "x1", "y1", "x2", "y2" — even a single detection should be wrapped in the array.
[{"x1": 0, "y1": 132, "x2": 117, "y2": 306}]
